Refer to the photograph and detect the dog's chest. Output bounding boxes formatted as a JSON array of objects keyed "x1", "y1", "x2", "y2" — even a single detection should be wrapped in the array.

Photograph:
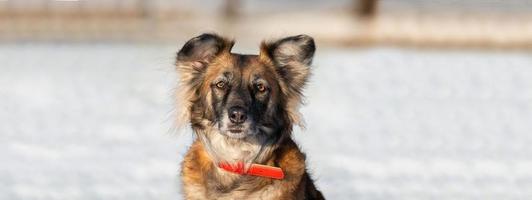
[
  {"x1": 202, "y1": 134, "x2": 283, "y2": 199},
  {"x1": 206, "y1": 178, "x2": 282, "y2": 200}
]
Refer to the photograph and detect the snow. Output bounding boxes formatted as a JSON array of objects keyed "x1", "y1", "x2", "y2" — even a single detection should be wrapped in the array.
[{"x1": 1, "y1": 44, "x2": 532, "y2": 200}]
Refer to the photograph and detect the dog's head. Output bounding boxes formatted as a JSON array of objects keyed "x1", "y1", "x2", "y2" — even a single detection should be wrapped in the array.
[{"x1": 176, "y1": 33, "x2": 315, "y2": 139}]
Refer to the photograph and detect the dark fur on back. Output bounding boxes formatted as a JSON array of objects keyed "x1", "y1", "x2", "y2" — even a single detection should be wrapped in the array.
[{"x1": 176, "y1": 33, "x2": 324, "y2": 200}]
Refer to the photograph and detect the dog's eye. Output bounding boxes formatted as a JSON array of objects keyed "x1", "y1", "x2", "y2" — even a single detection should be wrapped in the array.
[
  {"x1": 216, "y1": 81, "x2": 226, "y2": 89},
  {"x1": 256, "y1": 83, "x2": 266, "y2": 92}
]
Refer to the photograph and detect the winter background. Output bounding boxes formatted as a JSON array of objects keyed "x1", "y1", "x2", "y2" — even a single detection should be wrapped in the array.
[{"x1": 1, "y1": 1, "x2": 532, "y2": 200}]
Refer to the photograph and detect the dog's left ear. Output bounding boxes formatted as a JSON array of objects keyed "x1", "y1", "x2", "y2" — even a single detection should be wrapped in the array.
[
  {"x1": 260, "y1": 35, "x2": 315, "y2": 94},
  {"x1": 260, "y1": 35, "x2": 315, "y2": 126}
]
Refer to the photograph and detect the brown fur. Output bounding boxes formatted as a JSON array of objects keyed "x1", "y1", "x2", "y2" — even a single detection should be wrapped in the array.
[
  {"x1": 176, "y1": 33, "x2": 324, "y2": 200},
  {"x1": 181, "y1": 138, "x2": 324, "y2": 200}
]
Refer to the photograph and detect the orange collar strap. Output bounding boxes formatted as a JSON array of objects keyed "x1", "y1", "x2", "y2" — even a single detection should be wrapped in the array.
[{"x1": 218, "y1": 162, "x2": 285, "y2": 180}]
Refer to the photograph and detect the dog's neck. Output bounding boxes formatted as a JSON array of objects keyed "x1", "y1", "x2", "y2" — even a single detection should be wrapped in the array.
[{"x1": 196, "y1": 127, "x2": 280, "y2": 166}]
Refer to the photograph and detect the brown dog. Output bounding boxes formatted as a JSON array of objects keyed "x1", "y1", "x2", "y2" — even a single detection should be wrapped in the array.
[{"x1": 176, "y1": 33, "x2": 324, "y2": 200}]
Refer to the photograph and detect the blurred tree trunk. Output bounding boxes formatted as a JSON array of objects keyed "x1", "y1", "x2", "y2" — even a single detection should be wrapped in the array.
[
  {"x1": 355, "y1": 0, "x2": 379, "y2": 18},
  {"x1": 224, "y1": 0, "x2": 240, "y2": 19},
  {"x1": 139, "y1": 0, "x2": 150, "y2": 18}
]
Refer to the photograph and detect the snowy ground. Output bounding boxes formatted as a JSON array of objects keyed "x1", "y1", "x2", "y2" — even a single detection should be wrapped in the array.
[{"x1": 1, "y1": 44, "x2": 532, "y2": 200}]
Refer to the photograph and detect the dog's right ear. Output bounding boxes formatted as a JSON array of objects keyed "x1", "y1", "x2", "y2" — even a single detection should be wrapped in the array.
[{"x1": 176, "y1": 33, "x2": 234, "y2": 73}]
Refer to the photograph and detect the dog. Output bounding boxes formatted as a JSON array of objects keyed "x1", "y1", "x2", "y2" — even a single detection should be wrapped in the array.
[{"x1": 175, "y1": 33, "x2": 324, "y2": 200}]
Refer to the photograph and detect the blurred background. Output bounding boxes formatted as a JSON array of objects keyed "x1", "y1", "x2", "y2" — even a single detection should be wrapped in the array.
[{"x1": 1, "y1": 0, "x2": 532, "y2": 199}]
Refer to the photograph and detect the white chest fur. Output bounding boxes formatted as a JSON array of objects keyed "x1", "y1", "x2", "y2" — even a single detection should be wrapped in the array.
[{"x1": 203, "y1": 131, "x2": 264, "y2": 164}]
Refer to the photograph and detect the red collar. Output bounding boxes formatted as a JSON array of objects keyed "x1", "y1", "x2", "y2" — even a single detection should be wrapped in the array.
[{"x1": 218, "y1": 162, "x2": 285, "y2": 180}]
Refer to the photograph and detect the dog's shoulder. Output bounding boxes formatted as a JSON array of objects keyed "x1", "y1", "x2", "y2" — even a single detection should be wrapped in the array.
[
  {"x1": 275, "y1": 138, "x2": 307, "y2": 177},
  {"x1": 180, "y1": 140, "x2": 212, "y2": 199},
  {"x1": 275, "y1": 138, "x2": 325, "y2": 200}
]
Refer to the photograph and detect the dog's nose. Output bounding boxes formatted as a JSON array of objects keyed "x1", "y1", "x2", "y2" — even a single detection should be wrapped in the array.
[{"x1": 228, "y1": 107, "x2": 247, "y2": 124}]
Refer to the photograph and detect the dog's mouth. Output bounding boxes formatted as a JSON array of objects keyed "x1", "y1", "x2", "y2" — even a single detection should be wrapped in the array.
[
  {"x1": 222, "y1": 124, "x2": 252, "y2": 139},
  {"x1": 228, "y1": 128, "x2": 243, "y2": 133}
]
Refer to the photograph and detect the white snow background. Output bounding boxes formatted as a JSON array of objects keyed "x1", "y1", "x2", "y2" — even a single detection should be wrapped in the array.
[{"x1": 1, "y1": 43, "x2": 532, "y2": 199}]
